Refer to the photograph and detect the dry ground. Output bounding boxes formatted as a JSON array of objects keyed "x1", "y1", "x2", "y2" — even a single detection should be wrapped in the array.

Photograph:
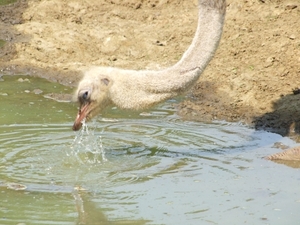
[{"x1": 0, "y1": 0, "x2": 300, "y2": 139}]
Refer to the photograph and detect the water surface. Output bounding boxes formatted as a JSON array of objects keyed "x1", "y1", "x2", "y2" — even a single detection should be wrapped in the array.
[{"x1": 0, "y1": 75, "x2": 299, "y2": 225}]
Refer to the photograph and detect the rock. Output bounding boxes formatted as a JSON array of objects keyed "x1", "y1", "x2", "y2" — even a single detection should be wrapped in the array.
[
  {"x1": 33, "y1": 89, "x2": 43, "y2": 94},
  {"x1": 18, "y1": 78, "x2": 30, "y2": 82},
  {"x1": 285, "y1": 5, "x2": 297, "y2": 10},
  {"x1": 6, "y1": 182, "x2": 27, "y2": 191},
  {"x1": 272, "y1": 142, "x2": 289, "y2": 150},
  {"x1": 266, "y1": 146, "x2": 300, "y2": 161},
  {"x1": 289, "y1": 34, "x2": 296, "y2": 40},
  {"x1": 43, "y1": 93, "x2": 73, "y2": 102}
]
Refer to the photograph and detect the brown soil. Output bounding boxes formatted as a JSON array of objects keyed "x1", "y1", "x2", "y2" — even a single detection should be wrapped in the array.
[{"x1": 0, "y1": 0, "x2": 300, "y2": 138}]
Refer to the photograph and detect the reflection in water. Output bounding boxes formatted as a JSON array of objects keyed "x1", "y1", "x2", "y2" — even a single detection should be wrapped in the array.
[
  {"x1": 73, "y1": 190, "x2": 149, "y2": 225},
  {"x1": 0, "y1": 76, "x2": 300, "y2": 225},
  {"x1": 269, "y1": 159, "x2": 300, "y2": 169}
]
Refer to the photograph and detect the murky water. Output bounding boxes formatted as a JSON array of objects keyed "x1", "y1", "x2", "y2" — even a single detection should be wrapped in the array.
[
  {"x1": 1, "y1": 75, "x2": 300, "y2": 225},
  {"x1": 0, "y1": 0, "x2": 17, "y2": 6}
]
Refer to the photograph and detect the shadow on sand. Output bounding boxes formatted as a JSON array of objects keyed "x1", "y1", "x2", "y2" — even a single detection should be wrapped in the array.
[{"x1": 253, "y1": 92, "x2": 300, "y2": 138}]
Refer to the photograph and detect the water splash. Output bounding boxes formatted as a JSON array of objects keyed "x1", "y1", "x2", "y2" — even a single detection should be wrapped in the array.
[{"x1": 69, "y1": 119, "x2": 107, "y2": 164}]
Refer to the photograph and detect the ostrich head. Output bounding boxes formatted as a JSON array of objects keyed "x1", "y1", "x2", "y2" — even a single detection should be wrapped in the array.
[{"x1": 72, "y1": 74, "x2": 111, "y2": 131}]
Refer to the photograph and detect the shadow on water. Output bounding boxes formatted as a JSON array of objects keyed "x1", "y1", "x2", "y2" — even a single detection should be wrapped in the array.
[
  {"x1": 269, "y1": 159, "x2": 300, "y2": 169},
  {"x1": 253, "y1": 92, "x2": 300, "y2": 138},
  {"x1": 252, "y1": 92, "x2": 300, "y2": 167}
]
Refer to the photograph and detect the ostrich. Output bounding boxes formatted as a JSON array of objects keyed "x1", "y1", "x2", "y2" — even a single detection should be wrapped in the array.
[{"x1": 73, "y1": 0, "x2": 226, "y2": 131}]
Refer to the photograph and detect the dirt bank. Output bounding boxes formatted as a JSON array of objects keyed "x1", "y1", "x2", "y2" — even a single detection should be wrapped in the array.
[{"x1": 0, "y1": 0, "x2": 299, "y2": 138}]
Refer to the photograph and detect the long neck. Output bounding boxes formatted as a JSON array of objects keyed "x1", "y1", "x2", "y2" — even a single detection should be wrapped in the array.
[
  {"x1": 142, "y1": 0, "x2": 226, "y2": 96},
  {"x1": 172, "y1": 0, "x2": 226, "y2": 73},
  {"x1": 109, "y1": 0, "x2": 226, "y2": 110}
]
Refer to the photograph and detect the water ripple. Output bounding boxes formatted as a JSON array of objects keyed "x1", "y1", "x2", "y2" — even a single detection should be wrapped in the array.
[{"x1": 0, "y1": 119, "x2": 265, "y2": 186}]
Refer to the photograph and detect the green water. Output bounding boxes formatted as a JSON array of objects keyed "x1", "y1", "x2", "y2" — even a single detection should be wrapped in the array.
[
  {"x1": 0, "y1": 75, "x2": 74, "y2": 125},
  {"x1": 0, "y1": 75, "x2": 300, "y2": 225},
  {"x1": 0, "y1": 0, "x2": 16, "y2": 5},
  {"x1": 0, "y1": 40, "x2": 5, "y2": 48}
]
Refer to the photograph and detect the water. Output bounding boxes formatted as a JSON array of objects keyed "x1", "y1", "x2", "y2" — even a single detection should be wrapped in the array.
[
  {"x1": 0, "y1": 75, "x2": 300, "y2": 225},
  {"x1": 0, "y1": 0, "x2": 17, "y2": 6}
]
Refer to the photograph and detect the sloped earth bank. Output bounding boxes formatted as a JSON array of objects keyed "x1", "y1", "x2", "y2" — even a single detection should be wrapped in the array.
[{"x1": 0, "y1": 0, "x2": 300, "y2": 139}]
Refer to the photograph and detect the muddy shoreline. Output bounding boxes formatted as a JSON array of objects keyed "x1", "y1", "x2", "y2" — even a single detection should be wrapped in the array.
[{"x1": 1, "y1": 0, "x2": 300, "y2": 139}]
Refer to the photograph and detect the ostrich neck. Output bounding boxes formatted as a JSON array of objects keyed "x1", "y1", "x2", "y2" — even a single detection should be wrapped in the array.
[
  {"x1": 109, "y1": 0, "x2": 226, "y2": 110},
  {"x1": 172, "y1": 2, "x2": 225, "y2": 73},
  {"x1": 145, "y1": 0, "x2": 226, "y2": 94}
]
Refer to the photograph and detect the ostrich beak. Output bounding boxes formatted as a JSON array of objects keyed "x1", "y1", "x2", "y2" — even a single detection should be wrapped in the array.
[{"x1": 72, "y1": 103, "x2": 90, "y2": 131}]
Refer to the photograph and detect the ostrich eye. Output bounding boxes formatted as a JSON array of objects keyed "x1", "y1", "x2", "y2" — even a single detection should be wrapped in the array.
[
  {"x1": 79, "y1": 91, "x2": 89, "y2": 103},
  {"x1": 82, "y1": 91, "x2": 89, "y2": 100}
]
